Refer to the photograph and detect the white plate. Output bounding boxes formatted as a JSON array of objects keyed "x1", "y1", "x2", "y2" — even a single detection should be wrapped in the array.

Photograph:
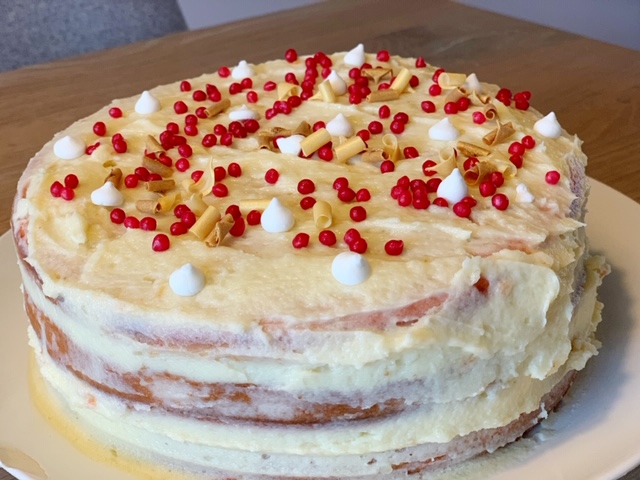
[{"x1": 1, "y1": 179, "x2": 640, "y2": 480}]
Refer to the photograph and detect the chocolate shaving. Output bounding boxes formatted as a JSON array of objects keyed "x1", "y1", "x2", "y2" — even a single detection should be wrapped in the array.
[
  {"x1": 135, "y1": 199, "x2": 161, "y2": 214},
  {"x1": 456, "y1": 141, "x2": 490, "y2": 157},
  {"x1": 366, "y1": 89, "x2": 400, "y2": 103},
  {"x1": 361, "y1": 67, "x2": 392, "y2": 83},
  {"x1": 361, "y1": 149, "x2": 388, "y2": 163},
  {"x1": 292, "y1": 121, "x2": 312, "y2": 137},
  {"x1": 205, "y1": 214, "x2": 235, "y2": 247},
  {"x1": 483, "y1": 103, "x2": 498, "y2": 120},
  {"x1": 205, "y1": 99, "x2": 231, "y2": 118},
  {"x1": 444, "y1": 87, "x2": 469, "y2": 104},
  {"x1": 145, "y1": 135, "x2": 165, "y2": 154},
  {"x1": 482, "y1": 121, "x2": 515, "y2": 146},
  {"x1": 142, "y1": 156, "x2": 173, "y2": 177},
  {"x1": 104, "y1": 168, "x2": 122, "y2": 188},
  {"x1": 145, "y1": 179, "x2": 176, "y2": 192}
]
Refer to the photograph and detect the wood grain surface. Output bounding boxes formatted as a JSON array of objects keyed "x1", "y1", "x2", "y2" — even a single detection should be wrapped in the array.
[{"x1": 1, "y1": 0, "x2": 639, "y2": 479}]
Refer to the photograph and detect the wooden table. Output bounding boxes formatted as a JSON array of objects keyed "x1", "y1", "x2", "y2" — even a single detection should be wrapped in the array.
[{"x1": 1, "y1": 1, "x2": 638, "y2": 479}]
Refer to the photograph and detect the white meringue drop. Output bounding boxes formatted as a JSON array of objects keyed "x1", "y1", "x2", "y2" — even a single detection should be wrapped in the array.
[
  {"x1": 53, "y1": 135, "x2": 85, "y2": 160},
  {"x1": 516, "y1": 183, "x2": 535, "y2": 203},
  {"x1": 331, "y1": 252, "x2": 371, "y2": 286},
  {"x1": 326, "y1": 113, "x2": 354, "y2": 137},
  {"x1": 344, "y1": 43, "x2": 366, "y2": 67},
  {"x1": 327, "y1": 70, "x2": 348, "y2": 95},
  {"x1": 90, "y1": 182, "x2": 124, "y2": 207},
  {"x1": 437, "y1": 168, "x2": 468, "y2": 204},
  {"x1": 228, "y1": 104, "x2": 259, "y2": 121},
  {"x1": 232, "y1": 60, "x2": 254, "y2": 79},
  {"x1": 261, "y1": 198, "x2": 295, "y2": 233},
  {"x1": 276, "y1": 135, "x2": 305, "y2": 156},
  {"x1": 464, "y1": 73, "x2": 483, "y2": 93},
  {"x1": 169, "y1": 263, "x2": 205, "y2": 297},
  {"x1": 534, "y1": 112, "x2": 563, "y2": 139},
  {"x1": 135, "y1": 90, "x2": 161, "y2": 114},
  {"x1": 428, "y1": 118, "x2": 460, "y2": 141}
]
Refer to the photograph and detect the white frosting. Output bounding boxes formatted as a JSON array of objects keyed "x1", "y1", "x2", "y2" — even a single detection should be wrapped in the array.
[
  {"x1": 534, "y1": 112, "x2": 563, "y2": 139},
  {"x1": 327, "y1": 70, "x2": 348, "y2": 95},
  {"x1": 326, "y1": 113, "x2": 354, "y2": 137},
  {"x1": 134, "y1": 90, "x2": 161, "y2": 114},
  {"x1": 228, "y1": 105, "x2": 259, "y2": 121},
  {"x1": 260, "y1": 198, "x2": 295, "y2": 233},
  {"x1": 428, "y1": 118, "x2": 460, "y2": 141},
  {"x1": 232, "y1": 60, "x2": 254, "y2": 79},
  {"x1": 343, "y1": 44, "x2": 366, "y2": 68},
  {"x1": 90, "y1": 182, "x2": 123, "y2": 207},
  {"x1": 169, "y1": 263, "x2": 206, "y2": 296},
  {"x1": 464, "y1": 73, "x2": 482, "y2": 93},
  {"x1": 331, "y1": 252, "x2": 371, "y2": 286},
  {"x1": 53, "y1": 135, "x2": 85, "y2": 160},
  {"x1": 276, "y1": 134, "x2": 305, "y2": 156},
  {"x1": 516, "y1": 183, "x2": 535, "y2": 203},
  {"x1": 437, "y1": 168, "x2": 468, "y2": 204}
]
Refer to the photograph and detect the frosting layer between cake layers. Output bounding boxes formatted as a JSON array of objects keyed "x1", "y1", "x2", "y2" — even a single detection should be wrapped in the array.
[{"x1": 12, "y1": 49, "x2": 608, "y2": 478}]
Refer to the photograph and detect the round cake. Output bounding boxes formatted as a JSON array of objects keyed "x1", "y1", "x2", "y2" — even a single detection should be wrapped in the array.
[{"x1": 12, "y1": 45, "x2": 608, "y2": 478}]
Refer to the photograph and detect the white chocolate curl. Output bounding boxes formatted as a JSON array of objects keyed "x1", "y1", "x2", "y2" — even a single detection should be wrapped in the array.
[
  {"x1": 53, "y1": 135, "x2": 85, "y2": 160},
  {"x1": 344, "y1": 43, "x2": 365, "y2": 67},
  {"x1": 534, "y1": 112, "x2": 563, "y2": 139},
  {"x1": 169, "y1": 263, "x2": 205, "y2": 297},
  {"x1": 135, "y1": 90, "x2": 161, "y2": 114},
  {"x1": 90, "y1": 181, "x2": 123, "y2": 207},
  {"x1": 437, "y1": 168, "x2": 468, "y2": 204},
  {"x1": 327, "y1": 70, "x2": 348, "y2": 95},
  {"x1": 228, "y1": 105, "x2": 259, "y2": 121},
  {"x1": 276, "y1": 135, "x2": 305, "y2": 156},
  {"x1": 429, "y1": 118, "x2": 460, "y2": 141},
  {"x1": 326, "y1": 113, "x2": 354, "y2": 137},
  {"x1": 516, "y1": 183, "x2": 535, "y2": 203},
  {"x1": 232, "y1": 60, "x2": 254, "y2": 79},
  {"x1": 331, "y1": 252, "x2": 371, "y2": 286},
  {"x1": 464, "y1": 73, "x2": 482, "y2": 93},
  {"x1": 261, "y1": 198, "x2": 295, "y2": 233}
]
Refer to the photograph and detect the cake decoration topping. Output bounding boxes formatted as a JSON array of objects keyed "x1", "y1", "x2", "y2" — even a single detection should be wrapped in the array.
[
  {"x1": 205, "y1": 214, "x2": 235, "y2": 246},
  {"x1": 437, "y1": 168, "x2": 468, "y2": 204},
  {"x1": 313, "y1": 201, "x2": 333, "y2": 228},
  {"x1": 229, "y1": 105, "x2": 259, "y2": 121},
  {"x1": 169, "y1": 263, "x2": 205, "y2": 296},
  {"x1": 261, "y1": 198, "x2": 295, "y2": 233},
  {"x1": 327, "y1": 70, "x2": 348, "y2": 95},
  {"x1": 367, "y1": 89, "x2": 400, "y2": 103},
  {"x1": 456, "y1": 141, "x2": 490, "y2": 157},
  {"x1": 483, "y1": 121, "x2": 515, "y2": 146},
  {"x1": 334, "y1": 136, "x2": 366, "y2": 163},
  {"x1": 135, "y1": 90, "x2": 161, "y2": 114},
  {"x1": 438, "y1": 72, "x2": 466, "y2": 89},
  {"x1": 516, "y1": 183, "x2": 535, "y2": 203},
  {"x1": 90, "y1": 181, "x2": 124, "y2": 207},
  {"x1": 464, "y1": 73, "x2": 482, "y2": 93},
  {"x1": 276, "y1": 134, "x2": 305, "y2": 155},
  {"x1": 428, "y1": 118, "x2": 460, "y2": 141},
  {"x1": 54, "y1": 135, "x2": 86, "y2": 160},
  {"x1": 343, "y1": 43, "x2": 366, "y2": 67},
  {"x1": 331, "y1": 252, "x2": 371, "y2": 285},
  {"x1": 390, "y1": 68, "x2": 412, "y2": 93},
  {"x1": 231, "y1": 60, "x2": 254, "y2": 79},
  {"x1": 534, "y1": 112, "x2": 563, "y2": 138},
  {"x1": 300, "y1": 128, "x2": 332, "y2": 156},
  {"x1": 545, "y1": 170, "x2": 561, "y2": 184},
  {"x1": 326, "y1": 114, "x2": 354, "y2": 137}
]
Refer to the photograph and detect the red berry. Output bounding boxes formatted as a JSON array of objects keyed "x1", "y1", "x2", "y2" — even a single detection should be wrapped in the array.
[
  {"x1": 415, "y1": 57, "x2": 427, "y2": 68},
  {"x1": 181, "y1": 211, "x2": 197, "y2": 228},
  {"x1": 333, "y1": 177, "x2": 349, "y2": 190},
  {"x1": 338, "y1": 187, "x2": 356, "y2": 203},
  {"x1": 287, "y1": 95, "x2": 302, "y2": 108},
  {"x1": 380, "y1": 160, "x2": 395, "y2": 173},
  {"x1": 243, "y1": 119, "x2": 260, "y2": 133},
  {"x1": 319, "y1": 230, "x2": 337, "y2": 246},
  {"x1": 479, "y1": 180, "x2": 496, "y2": 197},
  {"x1": 403, "y1": 146, "x2": 419, "y2": 159},
  {"x1": 229, "y1": 217, "x2": 246, "y2": 237},
  {"x1": 241, "y1": 77, "x2": 253, "y2": 89},
  {"x1": 546, "y1": 170, "x2": 561, "y2": 184},
  {"x1": 135, "y1": 166, "x2": 150, "y2": 181},
  {"x1": 444, "y1": 102, "x2": 458, "y2": 114},
  {"x1": 220, "y1": 132, "x2": 233, "y2": 146},
  {"x1": 344, "y1": 228, "x2": 361, "y2": 245},
  {"x1": 318, "y1": 146, "x2": 333, "y2": 161},
  {"x1": 472, "y1": 111, "x2": 486, "y2": 124},
  {"x1": 421, "y1": 100, "x2": 436, "y2": 113},
  {"x1": 357, "y1": 129, "x2": 371, "y2": 142},
  {"x1": 350, "y1": 238, "x2": 368, "y2": 254},
  {"x1": 492, "y1": 193, "x2": 509, "y2": 210},
  {"x1": 489, "y1": 171, "x2": 505, "y2": 188},
  {"x1": 292, "y1": 233, "x2": 310, "y2": 249},
  {"x1": 148, "y1": 173, "x2": 162, "y2": 182},
  {"x1": 426, "y1": 178, "x2": 442, "y2": 192},
  {"x1": 453, "y1": 201, "x2": 472, "y2": 218},
  {"x1": 110, "y1": 208, "x2": 125, "y2": 224},
  {"x1": 191, "y1": 170, "x2": 204, "y2": 182},
  {"x1": 390, "y1": 120, "x2": 405, "y2": 134},
  {"x1": 376, "y1": 49, "x2": 390, "y2": 61},
  {"x1": 432, "y1": 68, "x2": 445, "y2": 83},
  {"x1": 122, "y1": 174, "x2": 137, "y2": 188},
  {"x1": 214, "y1": 166, "x2": 226, "y2": 182},
  {"x1": 247, "y1": 210, "x2": 261, "y2": 225},
  {"x1": 64, "y1": 174, "x2": 79, "y2": 189},
  {"x1": 140, "y1": 217, "x2": 157, "y2": 231},
  {"x1": 85, "y1": 142, "x2": 100, "y2": 155},
  {"x1": 192, "y1": 90, "x2": 206, "y2": 102},
  {"x1": 385, "y1": 239, "x2": 404, "y2": 256},
  {"x1": 229, "y1": 82, "x2": 242, "y2": 94},
  {"x1": 456, "y1": 97, "x2": 471, "y2": 111},
  {"x1": 510, "y1": 154, "x2": 523, "y2": 169},
  {"x1": 93, "y1": 121, "x2": 106, "y2": 136},
  {"x1": 356, "y1": 188, "x2": 371, "y2": 202},
  {"x1": 59, "y1": 186, "x2": 74, "y2": 200},
  {"x1": 176, "y1": 158, "x2": 190, "y2": 172},
  {"x1": 113, "y1": 139, "x2": 127, "y2": 153},
  {"x1": 178, "y1": 144, "x2": 193, "y2": 158},
  {"x1": 393, "y1": 112, "x2": 409, "y2": 124},
  {"x1": 463, "y1": 157, "x2": 479, "y2": 171},
  {"x1": 515, "y1": 99, "x2": 530, "y2": 110},
  {"x1": 180, "y1": 80, "x2": 191, "y2": 92},
  {"x1": 108, "y1": 107, "x2": 122, "y2": 118},
  {"x1": 184, "y1": 125, "x2": 198, "y2": 136},
  {"x1": 212, "y1": 183, "x2": 228, "y2": 197},
  {"x1": 152, "y1": 233, "x2": 170, "y2": 251},
  {"x1": 173, "y1": 204, "x2": 190, "y2": 218},
  {"x1": 522, "y1": 135, "x2": 536, "y2": 149},
  {"x1": 349, "y1": 92, "x2": 362, "y2": 105},
  {"x1": 350, "y1": 206, "x2": 367, "y2": 222},
  {"x1": 428, "y1": 84, "x2": 442, "y2": 96},
  {"x1": 368, "y1": 121, "x2": 383, "y2": 134},
  {"x1": 313, "y1": 121, "x2": 326, "y2": 131},
  {"x1": 409, "y1": 75, "x2": 420, "y2": 88},
  {"x1": 265, "y1": 168, "x2": 279, "y2": 184},
  {"x1": 508, "y1": 141, "x2": 525, "y2": 156},
  {"x1": 284, "y1": 72, "x2": 298, "y2": 85},
  {"x1": 124, "y1": 216, "x2": 140, "y2": 229},
  {"x1": 284, "y1": 48, "x2": 298, "y2": 63},
  {"x1": 299, "y1": 196, "x2": 316, "y2": 210},
  {"x1": 173, "y1": 101, "x2": 188, "y2": 114},
  {"x1": 228, "y1": 162, "x2": 242, "y2": 177},
  {"x1": 433, "y1": 197, "x2": 448, "y2": 207},
  {"x1": 264, "y1": 80, "x2": 276, "y2": 91},
  {"x1": 170, "y1": 221, "x2": 188, "y2": 236},
  {"x1": 379, "y1": 105, "x2": 391, "y2": 119},
  {"x1": 195, "y1": 106, "x2": 208, "y2": 119},
  {"x1": 297, "y1": 179, "x2": 315, "y2": 194}
]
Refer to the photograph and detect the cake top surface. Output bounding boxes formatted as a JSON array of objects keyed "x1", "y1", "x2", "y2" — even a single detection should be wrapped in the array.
[{"x1": 13, "y1": 46, "x2": 586, "y2": 337}]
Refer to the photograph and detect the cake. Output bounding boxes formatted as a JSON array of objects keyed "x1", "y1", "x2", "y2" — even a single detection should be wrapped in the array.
[{"x1": 11, "y1": 45, "x2": 608, "y2": 478}]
